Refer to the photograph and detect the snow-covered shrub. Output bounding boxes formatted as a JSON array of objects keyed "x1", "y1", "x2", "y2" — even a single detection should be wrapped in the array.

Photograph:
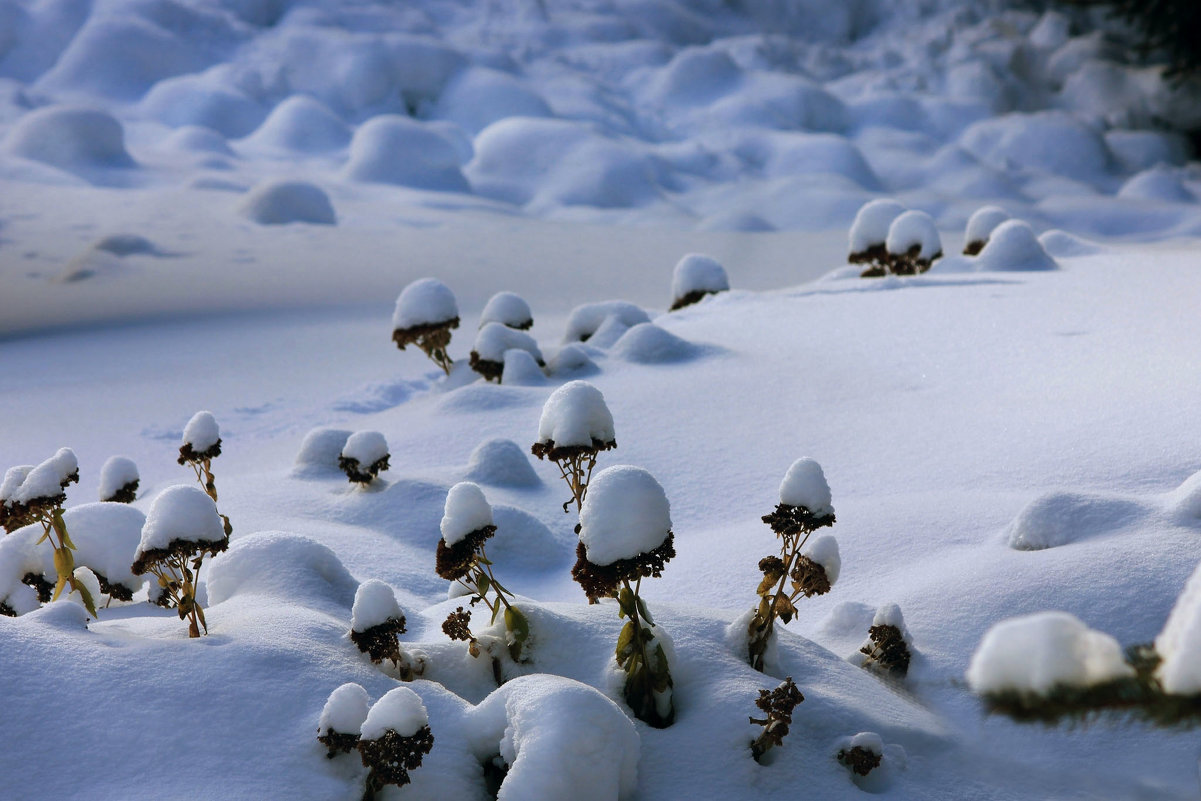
[
  {"x1": 573, "y1": 465, "x2": 676, "y2": 727},
  {"x1": 131, "y1": 485, "x2": 229, "y2": 636},
  {"x1": 436, "y1": 482, "x2": 529, "y2": 679},
  {"x1": 747, "y1": 458, "x2": 837, "y2": 672},
  {"x1": 962, "y1": 206, "x2": 1009, "y2": 256},
  {"x1": 836, "y1": 732, "x2": 883, "y2": 777},
  {"x1": 59, "y1": 502, "x2": 145, "y2": 602},
  {"x1": 0, "y1": 526, "x2": 51, "y2": 615},
  {"x1": 562, "y1": 301, "x2": 650, "y2": 345},
  {"x1": 358, "y1": 687, "x2": 435, "y2": 797},
  {"x1": 391, "y1": 278, "x2": 460, "y2": 376},
  {"x1": 847, "y1": 198, "x2": 905, "y2": 276},
  {"x1": 98, "y1": 456, "x2": 139, "y2": 503},
  {"x1": 749, "y1": 676, "x2": 804, "y2": 763},
  {"x1": 0, "y1": 464, "x2": 34, "y2": 533},
  {"x1": 177, "y1": 411, "x2": 232, "y2": 538},
  {"x1": 469, "y1": 322, "x2": 544, "y2": 383},
  {"x1": 884, "y1": 210, "x2": 942, "y2": 275},
  {"x1": 350, "y1": 579, "x2": 424, "y2": 680},
  {"x1": 339, "y1": 431, "x2": 390, "y2": 485},
  {"x1": 531, "y1": 381, "x2": 617, "y2": 513},
  {"x1": 856, "y1": 603, "x2": 913, "y2": 679},
  {"x1": 318, "y1": 683, "x2": 370, "y2": 758},
  {"x1": 669, "y1": 253, "x2": 729, "y2": 311},
  {"x1": 480, "y1": 291, "x2": 533, "y2": 331}
]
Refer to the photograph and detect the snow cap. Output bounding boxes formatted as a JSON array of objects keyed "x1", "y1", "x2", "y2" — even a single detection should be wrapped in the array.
[
  {"x1": 473, "y1": 322, "x2": 542, "y2": 364},
  {"x1": 671, "y1": 253, "x2": 729, "y2": 302},
  {"x1": 1, "y1": 465, "x2": 34, "y2": 504},
  {"x1": 351, "y1": 579, "x2": 403, "y2": 633},
  {"x1": 849, "y1": 199, "x2": 905, "y2": 254},
  {"x1": 579, "y1": 465, "x2": 671, "y2": 565},
  {"x1": 778, "y1": 458, "x2": 833, "y2": 516},
  {"x1": 99, "y1": 456, "x2": 139, "y2": 500},
  {"x1": 319, "y1": 683, "x2": 371, "y2": 736},
  {"x1": 182, "y1": 411, "x2": 220, "y2": 452},
  {"x1": 440, "y1": 482, "x2": 494, "y2": 546},
  {"x1": 361, "y1": 686, "x2": 429, "y2": 740},
  {"x1": 964, "y1": 206, "x2": 1010, "y2": 246},
  {"x1": 12, "y1": 451, "x2": 76, "y2": 505},
  {"x1": 803, "y1": 535, "x2": 840, "y2": 585},
  {"x1": 342, "y1": 431, "x2": 389, "y2": 466},
  {"x1": 136, "y1": 485, "x2": 225, "y2": 557},
  {"x1": 886, "y1": 210, "x2": 941, "y2": 259},
  {"x1": 392, "y1": 277, "x2": 458, "y2": 330},
  {"x1": 480, "y1": 291, "x2": 533, "y2": 330},
  {"x1": 1154, "y1": 558, "x2": 1201, "y2": 694},
  {"x1": 536, "y1": 381, "x2": 615, "y2": 449},
  {"x1": 975, "y1": 220, "x2": 1057, "y2": 272}
]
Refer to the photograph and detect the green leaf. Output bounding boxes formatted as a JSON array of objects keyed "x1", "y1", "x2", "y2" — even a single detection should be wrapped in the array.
[
  {"x1": 617, "y1": 587, "x2": 636, "y2": 619},
  {"x1": 476, "y1": 573, "x2": 491, "y2": 597},
  {"x1": 76, "y1": 581, "x2": 98, "y2": 617},
  {"x1": 505, "y1": 606, "x2": 529, "y2": 643},
  {"x1": 616, "y1": 621, "x2": 636, "y2": 664},
  {"x1": 635, "y1": 596, "x2": 654, "y2": 626}
]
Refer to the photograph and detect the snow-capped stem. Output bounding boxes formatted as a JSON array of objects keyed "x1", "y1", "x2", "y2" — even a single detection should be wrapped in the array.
[{"x1": 749, "y1": 677, "x2": 804, "y2": 763}]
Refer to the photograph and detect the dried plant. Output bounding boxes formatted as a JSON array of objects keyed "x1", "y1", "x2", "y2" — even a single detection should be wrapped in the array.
[
  {"x1": 351, "y1": 580, "x2": 425, "y2": 681},
  {"x1": 749, "y1": 677, "x2": 805, "y2": 763},
  {"x1": 859, "y1": 623, "x2": 912, "y2": 678},
  {"x1": 393, "y1": 320, "x2": 457, "y2": 375},
  {"x1": 177, "y1": 412, "x2": 233, "y2": 539},
  {"x1": 357, "y1": 688, "x2": 434, "y2": 800},
  {"x1": 531, "y1": 381, "x2": 617, "y2": 513},
  {"x1": 339, "y1": 431, "x2": 390, "y2": 485},
  {"x1": 392, "y1": 278, "x2": 460, "y2": 376},
  {"x1": 837, "y1": 744, "x2": 882, "y2": 776}
]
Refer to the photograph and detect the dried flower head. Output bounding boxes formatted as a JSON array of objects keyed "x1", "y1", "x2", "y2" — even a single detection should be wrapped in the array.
[
  {"x1": 351, "y1": 616, "x2": 408, "y2": 664},
  {"x1": 339, "y1": 431, "x2": 390, "y2": 485},
  {"x1": 761, "y1": 503, "x2": 836, "y2": 538},
  {"x1": 838, "y1": 745, "x2": 883, "y2": 776},
  {"x1": 789, "y1": 555, "x2": 832, "y2": 598},
  {"x1": 435, "y1": 525, "x2": 495, "y2": 581},
  {"x1": 750, "y1": 676, "x2": 805, "y2": 762},
  {"x1": 860, "y1": 623, "x2": 912, "y2": 678},
  {"x1": 571, "y1": 534, "x2": 676, "y2": 602},
  {"x1": 442, "y1": 607, "x2": 473, "y2": 642},
  {"x1": 358, "y1": 726, "x2": 435, "y2": 789}
]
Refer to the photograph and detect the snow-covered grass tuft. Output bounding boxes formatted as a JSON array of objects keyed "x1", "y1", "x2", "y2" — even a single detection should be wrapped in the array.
[
  {"x1": 670, "y1": 253, "x2": 730, "y2": 311},
  {"x1": 339, "y1": 431, "x2": 390, "y2": 485}
]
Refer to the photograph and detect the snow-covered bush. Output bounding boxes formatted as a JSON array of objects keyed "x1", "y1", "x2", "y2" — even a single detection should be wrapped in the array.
[
  {"x1": 856, "y1": 603, "x2": 913, "y2": 679},
  {"x1": 350, "y1": 579, "x2": 424, "y2": 680},
  {"x1": 98, "y1": 456, "x2": 139, "y2": 503},
  {"x1": 59, "y1": 502, "x2": 145, "y2": 602},
  {"x1": 177, "y1": 411, "x2": 232, "y2": 538},
  {"x1": 357, "y1": 687, "x2": 435, "y2": 797},
  {"x1": 836, "y1": 732, "x2": 883, "y2": 777},
  {"x1": 318, "y1": 683, "x2": 370, "y2": 758},
  {"x1": 0, "y1": 464, "x2": 35, "y2": 533},
  {"x1": 884, "y1": 210, "x2": 942, "y2": 275},
  {"x1": 469, "y1": 322, "x2": 544, "y2": 383},
  {"x1": 573, "y1": 465, "x2": 676, "y2": 727},
  {"x1": 131, "y1": 485, "x2": 229, "y2": 636},
  {"x1": 747, "y1": 458, "x2": 837, "y2": 672},
  {"x1": 749, "y1": 676, "x2": 804, "y2": 763},
  {"x1": 962, "y1": 206, "x2": 1010, "y2": 255},
  {"x1": 847, "y1": 198, "x2": 905, "y2": 276},
  {"x1": 669, "y1": 253, "x2": 729, "y2": 311},
  {"x1": 480, "y1": 291, "x2": 533, "y2": 331},
  {"x1": 339, "y1": 431, "x2": 390, "y2": 484},
  {"x1": 391, "y1": 278, "x2": 460, "y2": 376},
  {"x1": 562, "y1": 301, "x2": 650, "y2": 345},
  {"x1": 436, "y1": 482, "x2": 529, "y2": 678},
  {"x1": 531, "y1": 380, "x2": 617, "y2": 513}
]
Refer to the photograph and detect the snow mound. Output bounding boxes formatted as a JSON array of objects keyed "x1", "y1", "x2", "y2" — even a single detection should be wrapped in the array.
[
  {"x1": 1171, "y1": 469, "x2": 1201, "y2": 521},
  {"x1": 974, "y1": 220, "x2": 1057, "y2": 272},
  {"x1": 342, "y1": 115, "x2": 468, "y2": 192},
  {"x1": 563, "y1": 301, "x2": 651, "y2": 344},
  {"x1": 486, "y1": 507, "x2": 566, "y2": 572},
  {"x1": 135, "y1": 485, "x2": 225, "y2": 557},
  {"x1": 963, "y1": 206, "x2": 1010, "y2": 252},
  {"x1": 141, "y1": 77, "x2": 265, "y2": 138},
  {"x1": 0, "y1": 526, "x2": 49, "y2": 613},
  {"x1": 161, "y1": 125, "x2": 235, "y2": 156},
  {"x1": 1005, "y1": 490, "x2": 1145, "y2": 551},
  {"x1": 536, "y1": 381, "x2": 615, "y2": 450},
  {"x1": 206, "y1": 531, "x2": 358, "y2": 610},
  {"x1": 466, "y1": 674, "x2": 639, "y2": 801},
  {"x1": 1038, "y1": 229, "x2": 1103, "y2": 258},
  {"x1": 441, "y1": 482, "x2": 493, "y2": 547},
  {"x1": 241, "y1": 95, "x2": 350, "y2": 153},
  {"x1": 480, "y1": 292, "x2": 533, "y2": 330},
  {"x1": 431, "y1": 67, "x2": 553, "y2": 135},
  {"x1": 183, "y1": 410, "x2": 220, "y2": 453},
  {"x1": 60, "y1": 502, "x2": 145, "y2": 593},
  {"x1": 886, "y1": 210, "x2": 941, "y2": 260},
  {"x1": 319, "y1": 683, "x2": 370, "y2": 738},
  {"x1": 578, "y1": 465, "x2": 671, "y2": 566},
  {"x1": 293, "y1": 428, "x2": 352, "y2": 477},
  {"x1": 546, "y1": 344, "x2": 598, "y2": 378},
  {"x1": 849, "y1": 199, "x2": 905, "y2": 255},
  {"x1": 361, "y1": 686, "x2": 428, "y2": 740},
  {"x1": 351, "y1": 578, "x2": 404, "y2": 633},
  {"x1": 472, "y1": 322, "x2": 543, "y2": 365},
  {"x1": 1155, "y1": 558, "x2": 1201, "y2": 695},
  {"x1": 1116, "y1": 167, "x2": 1196, "y2": 204},
  {"x1": 670, "y1": 253, "x2": 729, "y2": 308},
  {"x1": 967, "y1": 611, "x2": 1133, "y2": 695},
  {"x1": 341, "y1": 431, "x2": 388, "y2": 467},
  {"x1": 3, "y1": 106, "x2": 134, "y2": 172},
  {"x1": 959, "y1": 112, "x2": 1111, "y2": 183},
  {"x1": 237, "y1": 180, "x2": 336, "y2": 226},
  {"x1": 392, "y1": 278, "x2": 458, "y2": 329},
  {"x1": 0, "y1": 465, "x2": 33, "y2": 506},
  {"x1": 464, "y1": 439, "x2": 540, "y2": 488},
  {"x1": 502, "y1": 350, "x2": 548, "y2": 386},
  {"x1": 611, "y1": 323, "x2": 702, "y2": 364},
  {"x1": 779, "y1": 457, "x2": 833, "y2": 515}
]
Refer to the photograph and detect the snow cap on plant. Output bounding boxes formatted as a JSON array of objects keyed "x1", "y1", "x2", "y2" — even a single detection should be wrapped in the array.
[
  {"x1": 858, "y1": 603, "x2": 914, "y2": 678},
  {"x1": 469, "y1": 322, "x2": 544, "y2": 383},
  {"x1": 790, "y1": 535, "x2": 840, "y2": 598},
  {"x1": 670, "y1": 253, "x2": 729, "y2": 311},
  {"x1": 9, "y1": 449, "x2": 79, "y2": 515},
  {"x1": 339, "y1": 431, "x2": 390, "y2": 484},
  {"x1": 885, "y1": 210, "x2": 942, "y2": 275},
  {"x1": 963, "y1": 206, "x2": 1010, "y2": 255},
  {"x1": 837, "y1": 732, "x2": 884, "y2": 777},
  {"x1": 848, "y1": 198, "x2": 905, "y2": 273},
  {"x1": 350, "y1": 579, "x2": 407, "y2": 664},
  {"x1": 0, "y1": 465, "x2": 34, "y2": 532},
  {"x1": 572, "y1": 465, "x2": 675, "y2": 600},
  {"x1": 480, "y1": 291, "x2": 533, "y2": 330},
  {"x1": 391, "y1": 278, "x2": 460, "y2": 375},
  {"x1": 562, "y1": 301, "x2": 650, "y2": 344},
  {"x1": 131, "y1": 485, "x2": 228, "y2": 575},
  {"x1": 436, "y1": 482, "x2": 495, "y2": 581},
  {"x1": 357, "y1": 687, "x2": 434, "y2": 791},
  {"x1": 99, "y1": 456, "x2": 139, "y2": 504},
  {"x1": 763, "y1": 457, "x2": 835, "y2": 536},
  {"x1": 318, "y1": 683, "x2": 371, "y2": 758},
  {"x1": 178, "y1": 411, "x2": 221, "y2": 465},
  {"x1": 1155, "y1": 558, "x2": 1201, "y2": 695},
  {"x1": 61, "y1": 502, "x2": 146, "y2": 601},
  {"x1": 533, "y1": 381, "x2": 616, "y2": 461}
]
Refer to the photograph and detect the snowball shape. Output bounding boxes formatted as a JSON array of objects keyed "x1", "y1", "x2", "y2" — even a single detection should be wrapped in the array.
[
  {"x1": 320, "y1": 683, "x2": 371, "y2": 736},
  {"x1": 778, "y1": 458, "x2": 833, "y2": 515},
  {"x1": 803, "y1": 535, "x2": 840, "y2": 585},
  {"x1": 441, "y1": 482, "x2": 494, "y2": 546},
  {"x1": 351, "y1": 579, "x2": 403, "y2": 633},
  {"x1": 502, "y1": 350, "x2": 547, "y2": 386},
  {"x1": 578, "y1": 465, "x2": 671, "y2": 565},
  {"x1": 612, "y1": 323, "x2": 700, "y2": 364},
  {"x1": 136, "y1": 485, "x2": 225, "y2": 557},
  {"x1": 182, "y1": 411, "x2": 220, "y2": 452},
  {"x1": 966, "y1": 611, "x2": 1133, "y2": 695},
  {"x1": 975, "y1": 220, "x2": 1057, "y2": 272},
  {"x1": 473, "y1": 322, "x2": 543, "y2": 364},
  {"x1": 464, "y1": 439, "x2": 540, "y2": 488},
  {"x1": 243, "y1": 95, "x2": 350, "y2": 153},
  {"x1": 885, "y1": 210, "x2": 941, "y2": 260},
  {"x1": 671, "y1": 253, "x2": 729, "y2": 304},
  {"x1": 237, "y1": 180, "x2": 336, "y2": 226},
  {"x1": 361, "y1": 686, "x2": 429, "y2": 740},
  {"x1": 1155, "y1": 559, "x2": 1201, "y2": 694},
  {"x1": 342, "y1": 115, "x2": 468, "y2": 191},
  {"x1": 341, "y1": 431, "x2": 389, "y2": 466},
  {"x1": 480, "y1": 291, "x2": 533, "y2": 330},
  {"x1": 536, "y1": 381, "x2": 615, "y2": 450},
  {"x1": 848, "y1": 199, "x2": 905, "y2": 254},
  {"x1": 206, "y1": 532, "x2": 358, "y2": 610},
  {"x1": 392, "y1": 278, "x2": 459, "y2": 329},
  {"x1": 964, "y1": 206, "x2": 1010, "y2": 247},
  {"x1": 3, "y1": 106, "x2": 134, "y2": 170}
]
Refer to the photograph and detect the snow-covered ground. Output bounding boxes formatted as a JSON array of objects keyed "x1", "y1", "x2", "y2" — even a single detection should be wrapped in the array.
[{"x1": 2, "y1": 0, "x2": 1201, "y2": 798}]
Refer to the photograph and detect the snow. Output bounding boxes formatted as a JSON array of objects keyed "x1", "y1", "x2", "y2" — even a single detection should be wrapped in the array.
[
  {"x1": 1154, "y1": 559, "x2": 1201, "y2": 695},
  {"x1": 11, "y1": 452, "x2": 70, "y2": 505},
  {"x1": 848, "y1": 199, "x2": 905, "y2": 254},
  {"x1": 464, "y1": 439, "x2": 540, "y2": 489},
  {"x1": 535, "y1": 381, "x2": 615, "y2": 450},
  {"x1": 392, "y1": 278, "x2": 459, "y2": 330},
  {"x1": 778, "y1": 458, "x2": 833, "y2": 515},
  {"x1": 342, "y1": 115, "x2": 468, "y2": 192},
  {"x1": 341, "y1": 431, "x2": 389, "y2": 467},
  {"x1": 563, "y1": 302, "x2": 651, "y2": 344},
  {"x1": 237, "y1": 180, "x2": 337, "y2": 226},
  {"x1": 612, "y1": 323, "x2": 702, "y2": 365},
  {"x1": 2, "y1": 106, "x2": 134, "y2": 173},
  {"x1": 963, "y1": 206, "x2": 1010, "y2": 249},
  {"x1": 351, "y1": 578, "x2": 403, "y2": 633},
  {"x1": 60, "y1": 502, "x2": 145, "y2": 592},
  {"x1": 848, "y1": 731, "x2": 884, "y2": 756},
  {"x1": 440, "y1": 482, "x2": 493, "y2": 547},
  {"x1": 966, "y1": 611, "x2": 1134, "y2": 695},
  {"x1": 803, "y1": 535, "x2": 840, "y2": 585},
  {"x1": 319, "y1": 682, "x2": 371, "y2": 737},
  {"x1": 885, "y1": 210, "x2": 941, "y2": 260},
  {"x1": 206, "y1": 531, "x2": 358, "y2": 610},
  {"x1": 872, "y1": 603, "x2": 908, "y2": 634},
  {"x1": 293, "y1": 428, "x2": 352, "y2": 476},
  {"x1": 578, "y1": 466, "x2": 671, "y2": 566},
  {"x1": 182, "y1": 411, "x2": 220, "y2": 453},
  {"x1": 670, "y1": 253, "x2": 730, "y2": 304},
  {"x1": 973, "y1": 220, "x2": 1058, "y2": 272},
  {"x1": 479, "y1": 292, "x2": 533, "y2": 330},
  {"x1": 0, "y1": 465, "x2": 32, "y2": 504},
  {"x1": 472, "y1": 322, "x2": 542, "y2": 365},
  {"x1": 501, "y1": 350, "x2": 548, "y2": 387},
  {"x1": 360, "y1": 686, "x2": 429, "y2": 740},
  {"x1": 135, "y1": 485, "x2": 225, "y2": 556}
]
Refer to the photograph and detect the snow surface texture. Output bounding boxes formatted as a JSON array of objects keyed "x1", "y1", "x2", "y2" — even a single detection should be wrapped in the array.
[
  {"x1": 778, "y1": 457, "x2": 833, "y2": 515},
  {"x1": 319, "y1": 683, "x2": 371, "y2": 737},
  {"x1": 361, "y1": 686, "x2": 429, "y2": 740},
  {"x1": 480, "y1": 291, "x2": 533, "y2": 330},
  {"x1": 59, "y1": 502, "x2": 145, "y2": 591},
  {"x1": 135, "y1": 485, "x2": 225, "y2": 555},
  {"x1": 182, "y1": 411, "x2": 220, "y2": 453},
  {"x1": 1154, "y1": 559, "x2": 1201, "y2": 695},
  {"x1": 536, "y1": 381, "x2": 616, "y2": 449},
  {"x1": 0, "y1": 465, "x2": 32, "y2": 504},
  {"x1": 392, "y1": 278, "x2": 459, "y2": 330},
  {"x1": 341, "y1": 431, "x2": 389, "y2": 467},
  {"x1": 671, "y1": 253, "x2": 729, "y2": 303},
  {"x1": 966, "y1": 611, "x2": 1134, "y2": 695},
  {"x1": 578, "y1": 466, "x2": 671, "y2": 566},
  {"x1": 98, "y1": 456, "x2": 138, "y2": 500},
  {"x1": 351, "y1": 578, "x2": 404, "y2": 633},
  {"x1": 441, "y1": 482, "x2": 494, "y2": 546}
]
